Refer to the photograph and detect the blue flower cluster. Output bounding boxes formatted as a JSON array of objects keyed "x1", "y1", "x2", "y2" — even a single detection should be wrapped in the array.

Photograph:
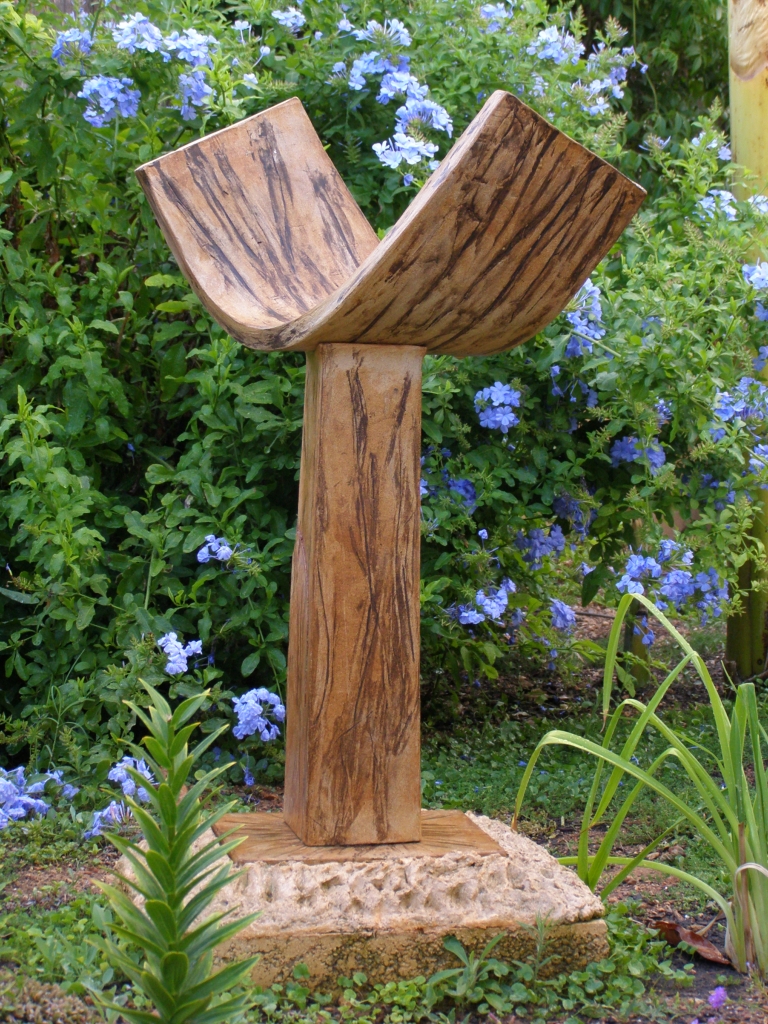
[
  {"x1": 52, "y1": 27, "x2": 92, "y2": 64},
  {"x1": 616, "y1": 541, "x2": 728, "y2": 627},
  {"x1": 77, "y1": 76, "x2": 140, "y2": 128},
  {"x1": 157, "y1": 632, "x2": 203, "y2": 675},
  {"x1": 527, "y1": 26, "x2": 584, "y2": 65},
  {"x1": 696, "y1": 192, "x2": 768, "y2": 222},
  {"x1": 85, "y1": 800, "x2": 130, "y2": 839},
  {"x1": 552, "y1": 492, "x2": 595, "y2": 538},
  {"x1": 691, "y1": 132, "x2": 731, "y2": 162},
  {"x1": 697, "y1": 189, "x2": 738, "y2": 221},
  {"x1": 351, "y1": 18, "x2": 411, "y2": 46},
  {"x1": 458, "y1": 578, "x2": 516, "y2": 624},
  {"x1": 335, "y1": 21, "x2": 451, "y2": 178},
  {"x1": 197, "y1": 534, "x2": 234, "y2": 563},
  {"x1": 72, "y1": 14, "x2": 219, "y2": 125},
  {"x1": 0, "y1": 766, "x2": 77, "y2": 829},
  {"x1": 515, "y1": 524, "x2": 565, "y2": 569},
  {"x1": 232, "y1": 688, "x2": 286, "y2": 742},
  {"x1": 178, "y1": 71, "x2": 213, "y2": 120},
  {"x1": 108, "y1": 756, "x2": 155, "y2": 803},
  {"x1": 112, "y1": 14, "x2": 217, "y2": 65},
  {"x1": 273, "y1": 7, "x2": 306, "y2": 32},
  {"x1": 610, "y1": 436, "x2": 666, "y2": 474},
  {"x1": 85, "y1": 754, "x2": 159, "y2": 838},
  {"x1": 563, "y1": 278, "x2": 605, "y2": 357},
  {"x1": 550, "y1": 598, "x2": 576, "y2": 632},
  {"x1": 578, "y1": 66, "x2": 626, "y2": 116},
  {"x1": 479, "y1": 2, "x2": 514, "y2": 32},
  {"x1": 710, "y1": 376, "x2": 768, "y2": 440},
  {"x1": 474, "y1": 381, "x2": 521, "y2": 434}
]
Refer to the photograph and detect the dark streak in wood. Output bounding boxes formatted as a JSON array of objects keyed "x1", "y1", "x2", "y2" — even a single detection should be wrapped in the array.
[{"x1": 283, "y1": 344, "x2": 424, "y2": 846}]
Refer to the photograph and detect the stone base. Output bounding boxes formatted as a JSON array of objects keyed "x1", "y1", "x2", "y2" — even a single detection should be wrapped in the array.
[{"x1": 204, "y1": 811, "x2": 608, "y2": 989}]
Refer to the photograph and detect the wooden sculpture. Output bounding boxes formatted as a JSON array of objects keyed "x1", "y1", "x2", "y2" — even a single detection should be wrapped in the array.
[{"x1": 137, "y1": 90, "x2": 645, "y2": 847}]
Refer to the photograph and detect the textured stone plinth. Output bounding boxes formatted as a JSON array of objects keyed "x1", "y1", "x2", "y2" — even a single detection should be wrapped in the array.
[{"x1": 203, "y1": 810, "x2": 608, "y2": 989}]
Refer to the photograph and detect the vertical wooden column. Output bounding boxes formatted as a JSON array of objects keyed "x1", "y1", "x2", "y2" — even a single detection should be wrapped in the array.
[{"x1": 284, "y1": 343, "x2": 425, "y2": 846}]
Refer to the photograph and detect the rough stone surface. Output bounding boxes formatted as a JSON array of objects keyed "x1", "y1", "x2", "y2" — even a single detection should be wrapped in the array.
[
  {"x1": 204, "y1": 813, "x2": 608, "y2": 988},
  {"x1": 119, "y1": 812, "x2": 607, "y2": 989}
]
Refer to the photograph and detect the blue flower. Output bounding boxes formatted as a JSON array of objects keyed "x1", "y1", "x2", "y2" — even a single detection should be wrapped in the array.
[
  {"x1": 744, "y1": 262, "x2": 768, "y2": 289},
  {"x1": 480, "y1": 2, "x2": 513, "y2": 31},
  {"x1": 749, "y1": 443, "x2": 768, "y2": 473},
  {"x1": 243, "y1": 767, "x2": 255, "y2": 786},
  {"x1": 108, "y1": 756, "x2": 155, "y2": 803},
  {"x1": 353, "y1": 18, "x2": 411, "y2": 47},
  {"x1": 515, "y1": 524, "x2": 565, "y2": 569},
  {"x1": 644, "y1": 440, "x2": 666, "y2": 474},
  {"x1": 697, "y1": 189, "x2": 738, "y2": 221},
  {"x1": 233, "y1": 20, "x2": 251, "y2": 42},
  {"x1": 458, "y1": 605, "x2": 485, "y2": 624},
  {"x1": 112, "y1": 14, "x2": 168, "y2": 58},
  {"x1": 197, "y1": 534, "x2": 234, "y2": 563},
  {"x1": 233, "y1": 688, "x2": 286, "y2": 742},
  {"x1": 177, "y1": 69, "x2": 213, "y2": 120},
  {"x1": 550, "y1": 599, "x2": 576, "y2": 632},
  {"x1": 750, "y1": 195, "x2": 768, "y2": 215},
  {"x1": 611, "y1": 436, "x2": 640, "y2": 466},
  {"x1": 85, "y1": 800, "x2": 130, "y2": 840},
  {"x1": 51, "y1": 28, "x2": 92, "y2": 64},
  {"x1": 157, "y1": 632, "x2": 204, "y2": 675},
  {"x1": 395, "y1": 98, "x2": 453, "y2": 137},
  {"x1": 527, "y1": 26, "x2": 584, "y2": 65},
  {"x1": 272, "y1": 8, "x2": 306, "y2": 32},
  {"x1": 166, "y1": 28, "x2": 218, "y2": 67},
  {"x1": 373, "y1": 132, "x2": 438, "y2": 168},
  {"x1": 659, "y1": 569, "x2": 696, "y2": 608},
  {"x1": 78, "y1": 76, "x2": 141, "y2": 127},
  {"x1": 378, "y1": 67, "x2": 427, "y2": 104},
  {"x1": 564, "y1": 278, "x2": 605, "y2": 356},
  {"x1": 449, "y1": 478, "x2": 477, "y2": 509},
  {"x1": 656, "y1": 398, "x2": 672, "y2": 425},
  {"x1": 754, "y1": 346, "x2": 768, "y2": 373},
  {"x1": 474, "y1": 382, "x2": 521, "y2": 434}
]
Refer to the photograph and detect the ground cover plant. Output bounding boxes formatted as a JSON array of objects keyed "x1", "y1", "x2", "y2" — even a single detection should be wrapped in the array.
[{"x1": 3, "y1": 0, "x2": 768, "y2": 1019}]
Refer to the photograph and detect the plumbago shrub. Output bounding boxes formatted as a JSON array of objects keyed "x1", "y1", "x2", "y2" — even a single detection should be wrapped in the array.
[{"x1": 0, "y1": 0, "x2": 766, "y2": 776}]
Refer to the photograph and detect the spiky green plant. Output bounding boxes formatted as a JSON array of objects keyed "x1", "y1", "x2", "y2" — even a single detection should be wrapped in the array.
[
  {"x1": 92, "y1": 681, "x2": 258, "y2": 1023},
  {"x1": 514, "y1": 593, "x2": 768, "y2": 977}
]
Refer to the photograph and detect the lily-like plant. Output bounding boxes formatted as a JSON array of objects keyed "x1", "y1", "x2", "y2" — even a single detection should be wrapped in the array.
[
  {"x1": 92, "y1": 680, "x2": 258, "y2": 1023},
  {"x1": 514, "y1": 592, "x2": 768, "y2": 977}
]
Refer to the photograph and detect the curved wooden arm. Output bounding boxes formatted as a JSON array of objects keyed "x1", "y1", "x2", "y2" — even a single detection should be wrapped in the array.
[{"x1": 136, "y1": 91, "x2": 644, "y2": 357}]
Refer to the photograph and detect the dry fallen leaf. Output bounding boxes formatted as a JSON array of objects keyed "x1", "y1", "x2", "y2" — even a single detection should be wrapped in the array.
[{"x1": 652, "y1": 920, "x2": 731, "y2": 965}]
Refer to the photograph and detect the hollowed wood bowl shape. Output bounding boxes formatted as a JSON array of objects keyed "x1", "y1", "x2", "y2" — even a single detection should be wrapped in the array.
[{"x1": 136, "y1": 90, "x2": 645, "y2": 358}]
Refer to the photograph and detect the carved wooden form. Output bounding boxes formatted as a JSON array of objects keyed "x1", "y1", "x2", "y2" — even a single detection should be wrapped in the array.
[
  {"x1": 284, "y1": 344, "x2": 424, "y2": 845},
  {"x1": 137, "y1": 90, "x2": 644, "y2": 846}
]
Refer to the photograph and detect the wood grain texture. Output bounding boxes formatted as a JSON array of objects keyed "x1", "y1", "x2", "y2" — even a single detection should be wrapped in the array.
[
  {"x1": 730, "y1": 0, "x2": 768, "y2": 80},
  {"x1": 212, "y1": 810, "x2": 504, "y2": 864},
  {"x1": 283, "y1": 344, "x2": 424, "y2": 846},
  {"x1": 136, "y1": 91, "x2": 645, "y2": 357}
]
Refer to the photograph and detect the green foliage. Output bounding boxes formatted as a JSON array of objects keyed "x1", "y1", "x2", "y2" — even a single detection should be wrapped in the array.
[
  {"x1": 0, "y1": 0, "x2": 764, "y2": 770},
  {"x1": 515, "y1": 592, "x2": 768, "y2": 977},
  {"x1": 577, "y1": 0, "x2": 727, "y2": 155},
  {"x1": 93, "y1": 681, "x2": 258, "y2": 1023}
]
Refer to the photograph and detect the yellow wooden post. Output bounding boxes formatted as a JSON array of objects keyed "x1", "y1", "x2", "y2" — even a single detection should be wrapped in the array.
[
  {"x1": 726, "y1": 1, "x2": 768, "y2": 676},
  {"x1": 729, "y1": 0, "x2": 768, "y2": 196}
]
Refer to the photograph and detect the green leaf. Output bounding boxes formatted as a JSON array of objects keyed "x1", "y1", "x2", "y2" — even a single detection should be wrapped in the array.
[
  {"x1": 0, "y1": 587, "x2": 39, "y2": 605},
  {"x1": 161, "y1": 950, "x2": 190, "y2": 993}
]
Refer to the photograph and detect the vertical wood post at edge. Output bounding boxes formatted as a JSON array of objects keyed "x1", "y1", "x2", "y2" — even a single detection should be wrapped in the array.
[{"x1": 284, "y1": 343, "x2": 425, "y2": 846}]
